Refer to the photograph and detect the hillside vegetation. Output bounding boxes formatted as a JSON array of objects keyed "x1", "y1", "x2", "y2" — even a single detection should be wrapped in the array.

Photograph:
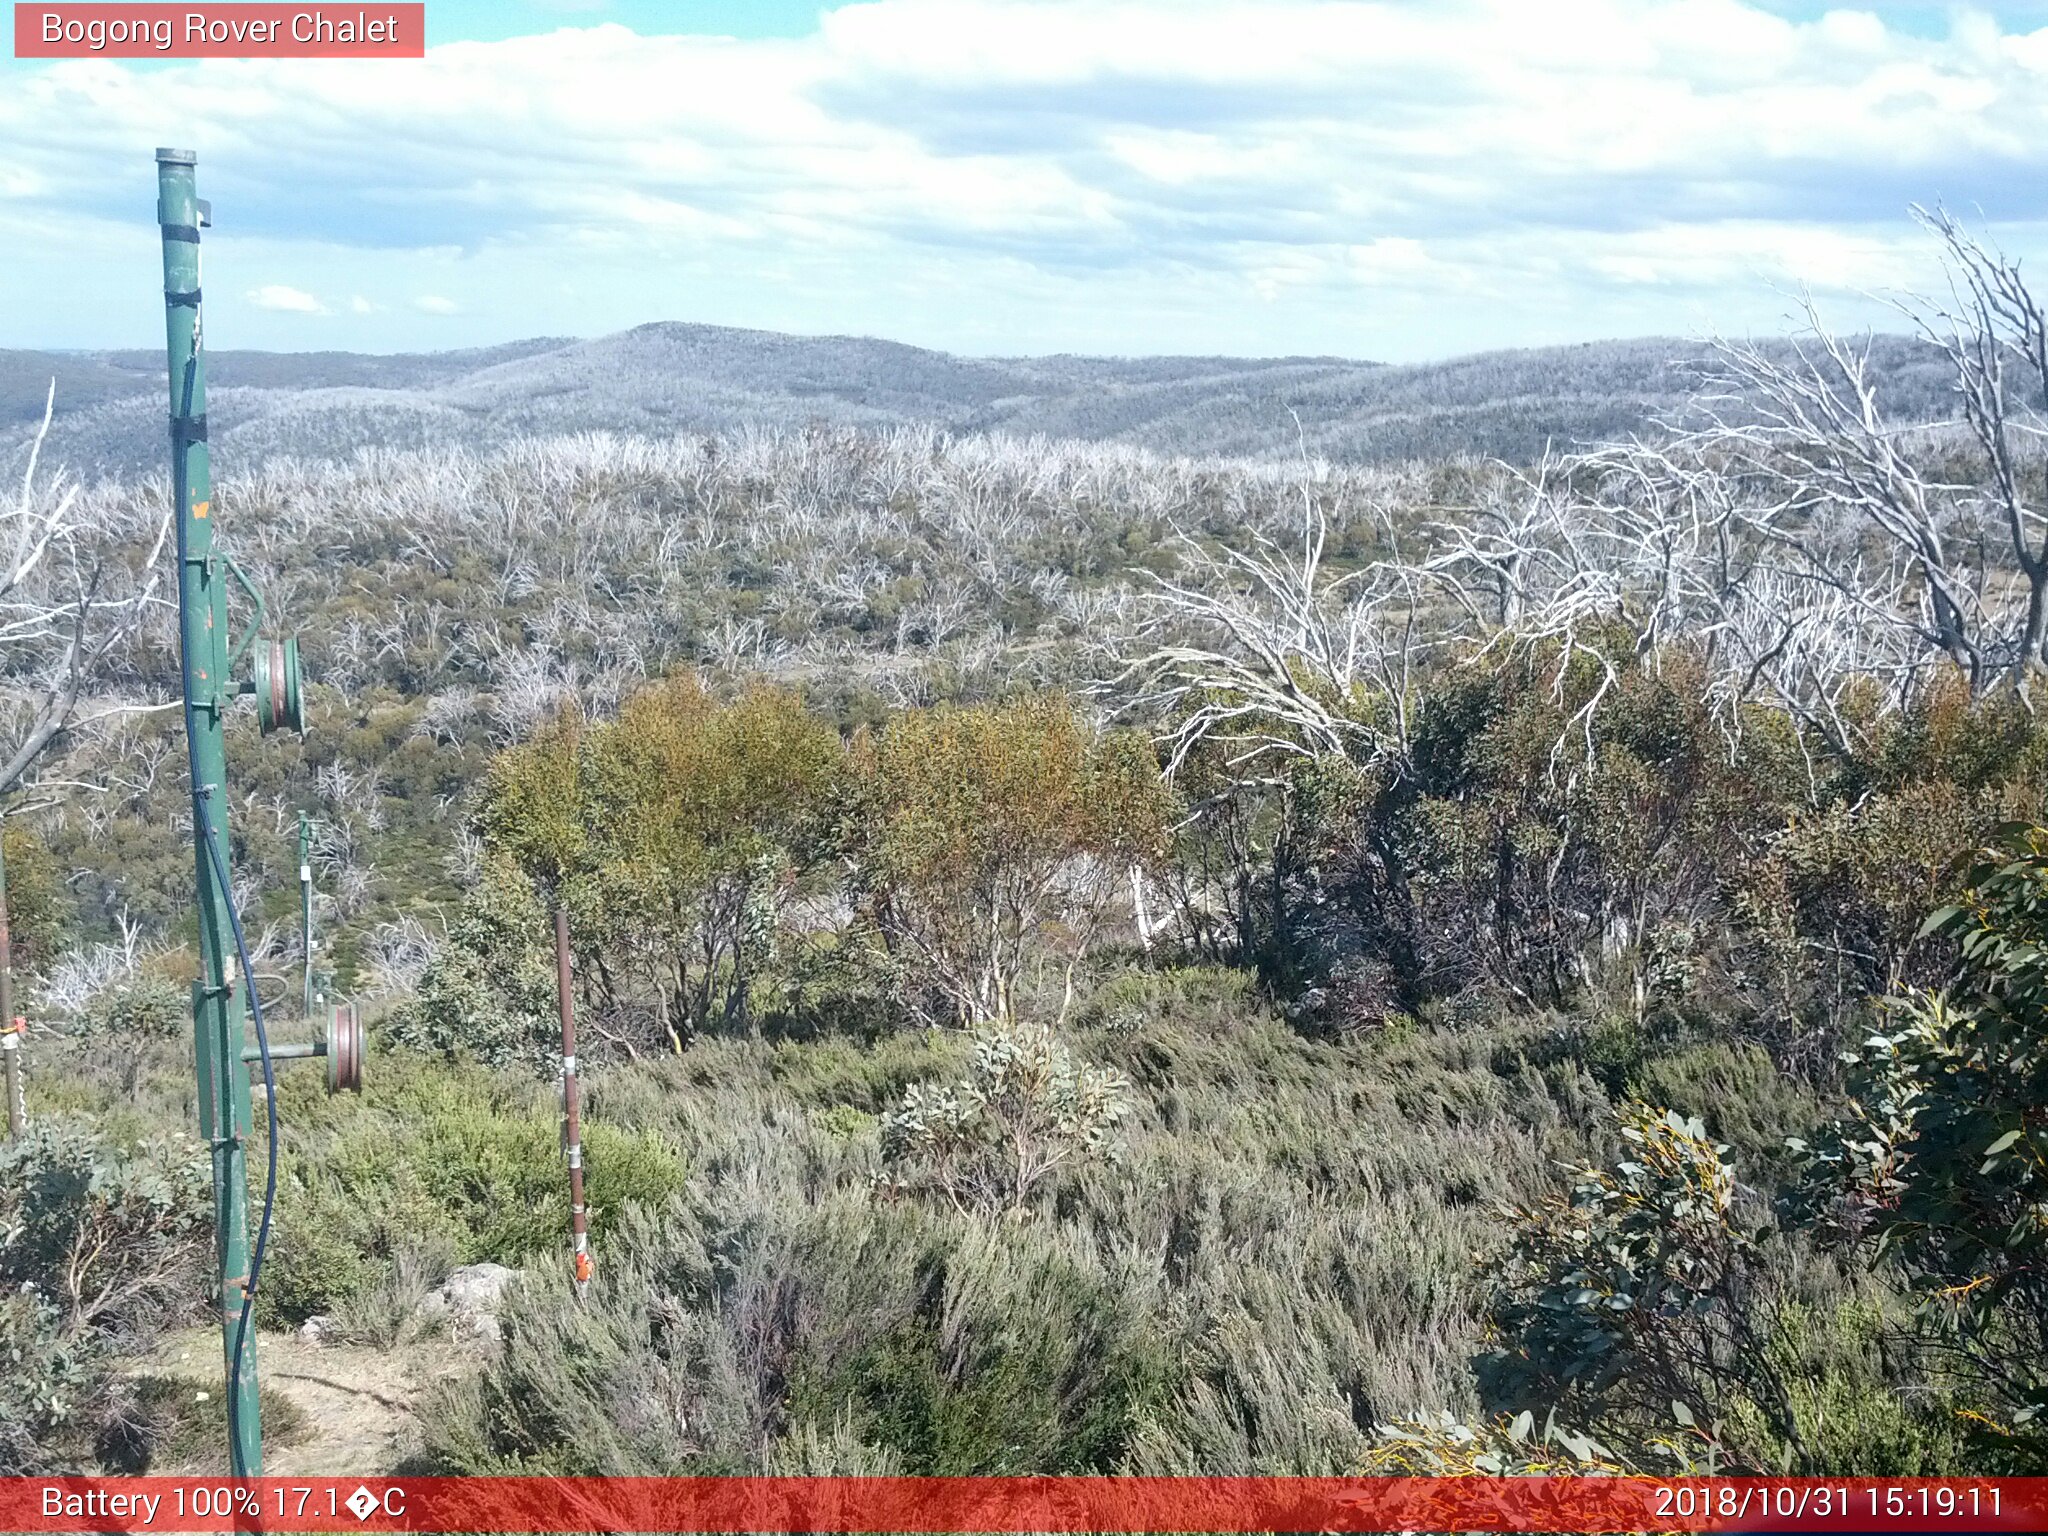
[
  {"x1": 6, "y1": 218, "x2": 2047, "y2": 1478},
  {"x1": 0, "y1": 325, "x2": 1957, "y2": 481}
]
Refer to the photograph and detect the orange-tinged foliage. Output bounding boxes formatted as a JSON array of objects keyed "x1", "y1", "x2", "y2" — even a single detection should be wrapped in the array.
[{"x1": 849, "y1": 696, "x2": 1173, "y2": 1024}]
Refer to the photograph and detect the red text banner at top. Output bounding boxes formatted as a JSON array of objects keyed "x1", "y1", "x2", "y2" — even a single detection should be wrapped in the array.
[
  {"x1": 7, "y1": 1477, "x2": 2048, "y2": 1535},
  {"x1": 14, "y1": 4, "x2": 425, "y2": 58}
]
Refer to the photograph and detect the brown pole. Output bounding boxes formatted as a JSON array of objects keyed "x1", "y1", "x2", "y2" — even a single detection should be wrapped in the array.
[{"x1": 553, "y1": 903, "x2": 591, "y2": 1300}]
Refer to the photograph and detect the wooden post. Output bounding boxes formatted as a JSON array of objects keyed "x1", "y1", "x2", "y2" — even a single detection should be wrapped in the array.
[{"x1": 553, "y1": 904, "x2": 591, "y2": 1300}]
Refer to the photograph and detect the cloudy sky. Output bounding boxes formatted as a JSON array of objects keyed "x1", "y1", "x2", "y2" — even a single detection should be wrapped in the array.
[{"x1": 4, "y1": 0, "x2": 2047, "y2": 360}]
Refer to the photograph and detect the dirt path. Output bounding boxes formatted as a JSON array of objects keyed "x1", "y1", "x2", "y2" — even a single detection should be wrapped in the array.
[{"x1": 143, "y1": 1327, "x2": 470, "y2": 1475}]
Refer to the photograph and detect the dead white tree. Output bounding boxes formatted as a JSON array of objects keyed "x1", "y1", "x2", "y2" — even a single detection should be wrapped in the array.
[
  {"x1": 1417, "y1": 208, "x2": 2048, "y2": 762},
  {"x1": 1120, "y1": 478, "x2": 1427, "y2": 786},
  {"x1": 2, "y1": 384, "x2": 174, "y2": 802},
  {"x1": 1909, "y1": 204, "x2": 2048, "y2": 678},
  {"x1": 1700, "y1": 207, "x2": 2048, "y2": 699}
]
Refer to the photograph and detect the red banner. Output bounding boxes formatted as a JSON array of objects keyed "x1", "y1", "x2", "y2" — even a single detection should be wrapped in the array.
[
  {"x1": 13, "y1": 5, "x2": 425, "y2": 58},
  {"x1": 4, "y1": 1476, "x2": 2045, "y2": 1534}
]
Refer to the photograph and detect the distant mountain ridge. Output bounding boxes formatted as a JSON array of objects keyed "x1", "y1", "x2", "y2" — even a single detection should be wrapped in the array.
[{"x1": 0, "y1": 321, "x2": 1955, "y2": 480}]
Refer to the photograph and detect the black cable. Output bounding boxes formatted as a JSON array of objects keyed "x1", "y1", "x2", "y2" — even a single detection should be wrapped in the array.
[
  {"x1": 170, "y1": 319, "x2": 277, "y2": 1478},
  {"x1": 197, "y1": 787, "x2": 279, "y2": 1479}
]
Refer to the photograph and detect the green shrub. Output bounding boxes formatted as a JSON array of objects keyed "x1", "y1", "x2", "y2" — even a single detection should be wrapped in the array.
[
  {"x1": 755, "y1": 931, "x2": 904, "y2": 1044},
  {"x1": 1262, "y1": 651, "x2": 2045, "y2": 1070},
  {"x1": 1480, "y1": 1101, "x2": 1968, "y2": 1474},
  {"x1": 262, "y1": 1053, "x2": 686, "y2": 1323},
  {"x1": 817, "y1": 1104, "x2": 876, "y2": 1142},
  {"x1": 1716, "y1": 1298, "x2": 1973, "y2": 1476},
  {"x1": 0, "y1": 1288, "x2": 98, "y2": 1474},
  {"x1": 1292, "y1": 642, "x2": 1798, "y2": 1018},
  {"x1": 0, "y1": 1120, "x2": 210, "y2": 1474},
  {"x1": 1079, "y1": 964, "x2": 1258, "y2": 1035},
  {"x1": 0, "y1": 1118, "x2": 209, "y2": 1337},
  {"x1": 1573, "y1": 1011, "x2": 1648, "y2": 1097},
  {"x1": 1631, "y1": 1040, "x2": 1822, "y2": 1177},
  {"x1": 787, "y1": 1230, "x2": 1172, "y2": 1473},
  {"x1": 1796, "y1": 823, "x2": 2048, "y2": 1463},
  {"x1": 72, "y1": 974, "x2": 187, "y2": 1041},
  {"x1": 1482, "y1": 1103, "x2": 1797, "y2": 1470},
  {"x1": 384, "y1": 853, "x2": 558, "y2": 1071},
  {"x1": 879, "y1": 1021, "x2": 1131, "y2": 1215},
  {"x1": 418, "y1": 1191, "x2": 1175, "y2": 1475}
]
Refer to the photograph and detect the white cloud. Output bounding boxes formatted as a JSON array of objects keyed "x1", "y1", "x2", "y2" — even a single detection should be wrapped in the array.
[
  {"x1": 247, "y1": 284, "x2": 328, "y2": 314},
  {"x1": 1347, "y1": 237, "x2": 1434, "y2": 285},
  {"x1": 350, "y1": 295, "x2": 376, "y2": 314},
  {"x1": 6, "y1": 2, "x2": 2048, "y2": 357},
  {"x1": 413, "y1": 295, "x2": 460, "y2": 315}
]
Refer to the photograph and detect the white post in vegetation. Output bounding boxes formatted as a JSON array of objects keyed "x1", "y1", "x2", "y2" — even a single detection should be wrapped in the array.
[
  {"x1": 554, "y1": 903, "x2": 592, "y2": 1302},
  {"x1": 1, "y1": 1024, "x2": 22, "y2": 1141},
  {"x1": 0, "y1": 824, "x2": 17, "y2": 1139}
]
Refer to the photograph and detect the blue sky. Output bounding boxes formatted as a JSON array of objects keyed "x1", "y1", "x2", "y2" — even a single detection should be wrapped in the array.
[
  {"x1": 422, "y1": 3, "x2": 845, "y2": 44},
  {"x1": 6, "y1": 1, "x2": 2048, "y2": 361}
]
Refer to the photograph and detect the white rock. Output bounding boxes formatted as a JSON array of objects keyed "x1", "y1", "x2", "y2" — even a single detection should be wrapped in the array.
[
  {"x1": 442, "y1": 1262, "x2": 520, "y2": 1312},
  {"x1": 417, "y1": 1262, "x2": 524, "y2": 1346}
]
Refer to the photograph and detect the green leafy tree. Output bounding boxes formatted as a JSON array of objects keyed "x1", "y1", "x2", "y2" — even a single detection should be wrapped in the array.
[
  {"x1": 849, "y1": 697, "x2": 1172, "y2": 1025},
  {"x1": 463, "y1": 678, "x2": 844, "y2": 1055},
  {"x1": 574, "y1": 676, "x2": 842, "y2": 1049},
  {"x1": 1, "y1": 820, "x2": 71, "y2": 979},
  {"x1": 387, "y1": 852, "x2": 559, "y2": 1069},
  {"x1": 1742, "y1": 677, "x2": 2048, "y2": 1045},
  {"x1": 474, "y1": 710, "x2": 588, "y2": 894}
]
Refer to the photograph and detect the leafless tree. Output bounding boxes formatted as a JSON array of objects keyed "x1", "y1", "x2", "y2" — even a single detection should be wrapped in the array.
[
  {"x1": 1121, "y1": 478, "x2": 1427, "y2": 786},
  {"x1": 1699, "y1": 208, "x2": 2048, "y2": 699},
  {"x1": 1402, "y1": 210, "x2": 2048, "y2": 761},
  {"x1": 2, "y1": 384, "x2": 174, "y2": 803},
  {"x1": 1421, "y1": 438, "x2": 1923, "y2": 767}
]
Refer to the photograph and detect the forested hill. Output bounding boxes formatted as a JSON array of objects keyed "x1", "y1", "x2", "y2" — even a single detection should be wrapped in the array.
[{"x1": 0, "y1": 324, "x2": 1954, "y2": 479}]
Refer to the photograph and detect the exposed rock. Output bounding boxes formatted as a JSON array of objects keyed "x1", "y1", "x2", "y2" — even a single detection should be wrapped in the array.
[{"x1": 417, "y1": 1262, "x2": 523, "y2": 1345}]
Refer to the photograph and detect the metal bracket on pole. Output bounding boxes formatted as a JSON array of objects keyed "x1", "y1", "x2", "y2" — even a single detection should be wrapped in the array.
[{"x1": 221, "y1": 550, "x2": 267, "y2": 676}]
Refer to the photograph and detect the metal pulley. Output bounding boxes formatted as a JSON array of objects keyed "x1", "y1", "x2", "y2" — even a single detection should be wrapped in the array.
[
  {"x1": 325, "y1": 1003, "x2": 364, "y2": 1094},
  {"x1": 253, "y1": 633, "x2": 305, "y2": 735},
  {"x1": 240, "y1": 1001, "x2": 365, "y2": 1094}
]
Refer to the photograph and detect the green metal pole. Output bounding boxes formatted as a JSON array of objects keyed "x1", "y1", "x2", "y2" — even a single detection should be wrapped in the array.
[
  {"x1": 157, "y1": 147, "x2": 262, "y2": 1474},
  {"x1": 299, "y1": 813, "x2": 313, "y2": 1016}
]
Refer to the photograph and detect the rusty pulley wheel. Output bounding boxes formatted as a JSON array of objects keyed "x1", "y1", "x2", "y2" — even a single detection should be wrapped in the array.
[
  {"x1": 325, "y1": 1004, "x2": 364, "y2": 1094},
  {"x1": 253, "y1": 633, "x2": 305, "y2": 736}
]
